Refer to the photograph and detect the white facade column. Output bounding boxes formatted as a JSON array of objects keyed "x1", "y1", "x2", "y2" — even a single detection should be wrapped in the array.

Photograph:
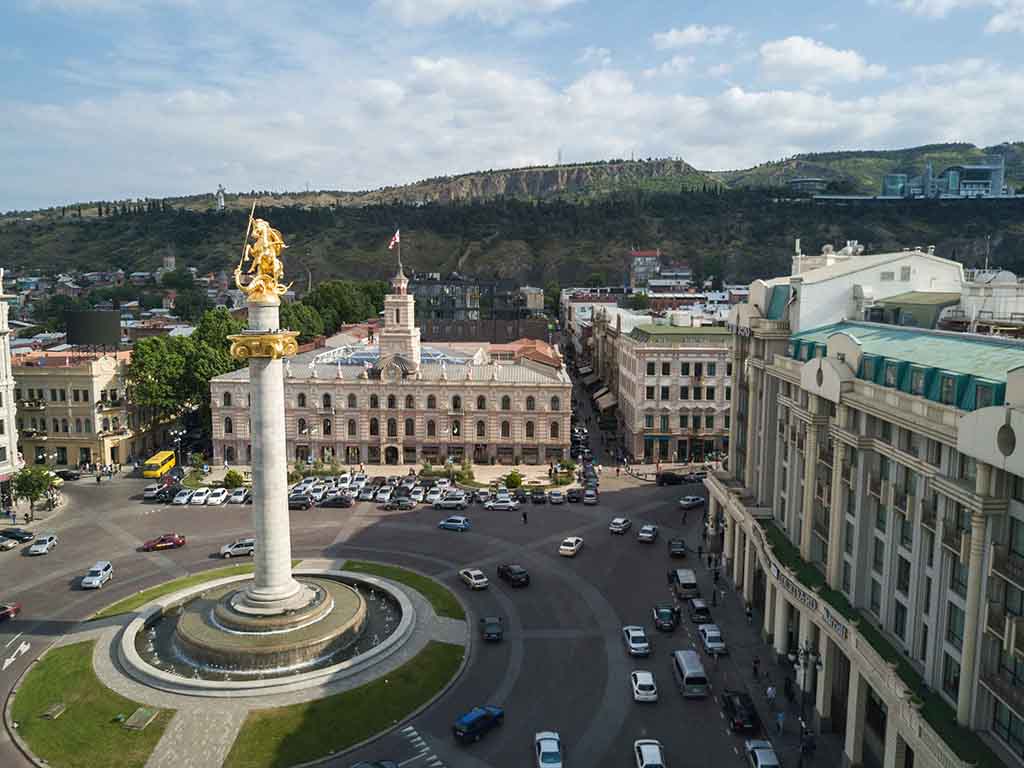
[
  {"x1": 733, "y1": 525, "x2": 744, "y2": 588},
  {"x1": 743, "y1": 367, "x2": 760, "y2": 491},
  {"x1": 774, "y1": 589, "x2": 789, "y2": 656},
  {"x1": 799, "y1": 609, "x2": 815, "y2": 694},
  {"x1": 815, "y1": 634, "x2": 835, "y2": 732},
  {"x1": 844, "y1": 667, "x2": 867, "y2": 768},
  {"x1": 882, "y1": 722, "x2": 907, "y2": 768},
  {"x1": 826, "y1": 443, "x2": 846, "y2": 589},
  {"x1": 723, "y1": 511, "x2": 734, "y2": 576},
  {"x1": 958, "y1": 462, "x2": 991, "y2": 726},
  {"x1": 763, "y1": 581, "x2": 775, "y2": 640},
  {"x1": 743, "y1": 531, "x2": 755, "y2": 604},
  {"x1": 800, "y1": 409, "x2": 820, "y2": 560}
]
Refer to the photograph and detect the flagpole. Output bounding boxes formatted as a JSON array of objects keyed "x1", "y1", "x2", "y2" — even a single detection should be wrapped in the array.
[{"x1": 397, "y1": 223, "x2": 402, "y2": 273}]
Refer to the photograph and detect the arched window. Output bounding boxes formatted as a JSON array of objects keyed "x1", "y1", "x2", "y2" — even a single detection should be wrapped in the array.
[
  {"x1": 322, "y1": 394, "x2": 331, "y2": 409},
  {"x1": 387, "y1": 418, "x2": 397, "y2": 437},
  {"x1": 550, "y1": 421, "x2": 560, "y2": 439},
  {"x1": 370, "y1": 395, "x2": 380, "y2": 409},
  {"x1": 75, "y1": 418, "x2": 82, "y2": 433},
  {"x1": 427, "y1": 420, "x2": 436, "y2": 437},
  {"x1": 225, "y1": 417, "x2": 233, "y2": 434},
  {"x1": 501, "y1": 421, "x2": 510, "y2": 438},
  {"x1": 526, "y1": 421, "x2": 535, "y2": 438},
  {"x1": 30, "y1": 418, "x2": 37, "y2": 431},
  {"x1": 405, "y1": 395, "x2": 414, "y2": 409},
  {"x1": 297, "y1": 418, "x2": 306, "y2": 434},
  {"x1": 476, "y1": 420, "x2": 486, "y2": 438},
  {"x1": 452, "y1": 395, "x2": 462, "y2": 411},
  {"x1": 348, "y1": 419, "x2": 357, "y2": 436},
  {"x1": 477, "y1": 396, "x2": 486, "y2": 410},
  {"x1": 52, "y1": 418, "x2": 59, "y2": 432},
  {"x1": 405, "y1": 418, "x2": 415, "y2": 436},
  {"x1": 112, "y1": 417, "x2": 119, "y2": 430},
  {"x1": 223, "y1": 392, "x2": 232, "y2": 407},
  {"x1": 347, "y1": 393, "x2": 357, "y2": 408},
  {"x1": 84, "y1": 419, "x2": 92, "y2": 433},
  {"x1": 61, "y1": 418, "x2": 69, "y2": 433},
  {"x1": 551, "y1": 396, "x2": 561, "y2": 411},
  {"x1": 297, "y1": 393, "x2": 307, "y2": 408},
  {"x1": 246, "y1": 444, "x2": 252, "y2": 462},
  {"x1": 388, "y1": 395, "x2": 396, "y2": 409},
  {"x1": 501, "y1": 395, "x2": 511, "y2": 411},
  {"x1": 526, "y1": 396, "x2": 535, "y2": 411},
  {"x1": 427, "y1": 395, "x2": 437, "y2": 409},
  {"x1": 370, "y1": 418, "x2": 379, "y2": 436},
  {"x1": 102, "y1": 417, "x2": 110, "y2": 431},
  {"x1": 451, "y1": 419, "x2": 461, "y2": 437},
  {"x1": 323, "y1": 418, "x2": 332, "y2": 436},
  {"x1": 395, "y1": 308, "x2": 400, "y2": 324},
  {"x1": 225, "y1": 446, "x2": 236, "y2": 462},
  {"x1": 247, "y1": 393, "x2": 252, "y2": 407}
]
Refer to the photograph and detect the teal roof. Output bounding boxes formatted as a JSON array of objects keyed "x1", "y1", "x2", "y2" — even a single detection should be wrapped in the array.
[{"x1": 765, "y1": 285, "x2": 790, "y2": 320}]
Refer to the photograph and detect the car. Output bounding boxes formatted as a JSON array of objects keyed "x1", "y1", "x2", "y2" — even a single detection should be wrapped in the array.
[
  {"x1": 688, "y1": 598, "x2": 713, "y2": 624},
  {"x1": 435, "y1": 493, "x2": 468, "y2": 511},
  {"x1": 384, "y1": 497, "x2": 417, "y2": 511},
  {"x1": 655, "y1": 471, "x2": 684, "y2": 486},
  {"x1": 566, "y1": 488, "x2": 582, "y2": 503},
  {"x1": 485, "y1": 498, "x2": 519, "y2": 511},
  {"x1": 435, "y1": 478, "x2": 451, "y2": 491},
  {"x1": 28, "y1": 533, "x2": 58, "y2": 556},
  {"x1": 154, "y1": 485, "x2": 181, "y2": 503},
  {"x1": 358, "y1": 487, "x2": 376, "y2": 501},
  {"x1": 142, "y1": 533, "x2": 186, "y2": 551},
  {"x1": 349, "y1": 474, "x2": 367, "y2": 491},
  {"x1": 582, "y1": 489, "x2": 599, "y2": 505},
  {"x1": 630, "y1": 670, "x2": 658, "y2": 702},
  {"x1": 497, "y1": 563, "x2": 530, "y2": 586},
  {"x1": 622, "y1": 625, "x2": 651, "y2": 656},
  {"x1": 320, "y1": 494, "x2": 354, "y2": 508},
  {"x1": 425, "y1": 488, "x2": 443, "y2": 504},
  {"x1": 459, "y1": 568, "x2": 489, "y2": 589},
  {"x1": 699, "y1": 623, "x2": 728, "y2": 656},
  {"x1": 288, "y1": 494, "x2": 313, "y2": 510},
  {"x1": 634, "y1": 739, "x2": 667, "y2": 768},
  {"x1": 206, "y1": 488, "x2": 230, "y2": 506},
  {"x1": 668, "y1": 538, "x2": 687, "y2": 558},
  {"x1": 452, "y1": 705, "x2": 504, "y2": 743},
  {"x1": 0, "y1": 537, "x2": 17, "y2": 551},
  {"x1": 530, "y1": 489, "x2": 547, "y2": 504},
  {"x1": 375, "y1": 487, "x2": 393, "y2": 503},
  {"x1": 473, "y1": 490, "x2": 492, "y2": 504},
  {"x1": 479, "y1": 616, "x2": 504, "y2": 641},
  {"x1": 81, "y1": 560, "x2": 113, "y2": 589},
  {"x1": 438, "y1": 515, "x2": 471, "y2": 532},
  {"x1": 0, "y1": 602, "x2": 22, "y2": 621},
  {"x1": 514, "y1": 488, "x2": 530, "y2": 503},
  {"x1": 0, "y1": 528, "x2": 34, "y2": 543},
  {"x1": 534, "y1": 731, "x2": 563, "y2": 768},
  {"x1": 722, "y1": 690, "x2": 760, "y2": 733},
  {"x1": 637, "y1": 524, "x2": 659, "y2": 542},
  {"x1": 220, "y1": 538, "x2": 255, "y2": 558},
  {"x1": 745, "y1": 739, "x2": 781, "y2": 768},
  {"x1": 189, "y1": 488, "x2": 211, "y2": 505},
  {"x1": 683, "y1": 470, "x2": 708, "y2": 483},
  {"x1": 679, "y1": 495, "x2": 705, "y2": 510},
  {"x1": 172, "y1": 489, "x2": 194, "y2": 505},
  {"x1": 228, "y1": 487, "x2": 251, "y2": 504},
  {"x1": 548, "y1": 490, "x2": 565, "y2": 504},
  {"x1": 609, "y1": 517, "x2": 632, "y2": 534},
  {"x1": 55, "y1": 469, "x2": 81, "y2": 481},
  {"x1": 652, "y1": 603, "x2": 680, "y2": 632},
  {"x1": 410, "y1": 487, "x2": 425, "y2": 502},
  {"x1": 558, "y1": 536, "x2": 583, "y2": 556},
  {"x1": 142, "y1": 483, "x2": 163, "y2": 500}
]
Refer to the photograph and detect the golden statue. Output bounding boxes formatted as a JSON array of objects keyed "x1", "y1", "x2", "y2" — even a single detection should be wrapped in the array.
[{"x1": 235, "y1": 204, "x2": 291, "y2": 303}]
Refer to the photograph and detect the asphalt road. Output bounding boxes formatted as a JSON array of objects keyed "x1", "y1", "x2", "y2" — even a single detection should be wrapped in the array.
[{"x1": 0, "y1": 473, "x2": 775, "y2": 768}]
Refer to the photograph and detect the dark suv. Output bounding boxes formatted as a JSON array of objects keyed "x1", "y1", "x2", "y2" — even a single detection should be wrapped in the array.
[
  {"x1": 531, "y1": 489, "x2": 547, "y2": 504},
  {"x1": 452, "y1": 705, "x2": 504, "y2": 743},
  {"x1": 668, "y1": 538, "x2": 687, "y2": 558},
  {"x1": 497, "y1": 563, "x2": 530, "y2": 587},
  {"x1": 688, "y1": 598, "x2": 713, "y2": 624},
  {"x1": 652, "y1": 602, "x2": 680, "y2": 632},
  {"x1": 656, "y1": 471, "x2": 684, "y2": 486}
]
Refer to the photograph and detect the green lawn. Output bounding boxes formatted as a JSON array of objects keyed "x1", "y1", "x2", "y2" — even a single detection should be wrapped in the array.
[
  {"x1": 11, "y1": 642, "x2": 173, "y2": 768},
  {"x1": 224, "y1": 641, "x2": 464, "y2": 768},
  {"x1": 342, "y1": 560, "x2": 465, "y2": 620}
]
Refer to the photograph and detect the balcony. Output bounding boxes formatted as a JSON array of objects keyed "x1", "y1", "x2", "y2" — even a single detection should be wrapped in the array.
[
  {"x1": 893, "y1": 487, "x2": 910, "y2": 515},
  {"x1": 818, "y1": 448, "x2": 834, "y2": 467},
  {"x1": 987, "y1": 601, "x2": 1007, "y2": 638},
  {"x1": 981, "y1": 666, "x2": 1024, "y2": 717},
  {"x1": 812, "y1": 513, "x2": 830, "y2": 539},
  {"x1": 921, "y1": 499, "x2": 937, "y2": 531},
  {"x1": 993, "y1": 544, "x2": 1024, "y2": 589},
  {"x1": 841, "y1": 462, "x2": 853, "y2": 486},
  {"x1": 96, "y1": 399, "x2": 124, "y2": 411},
  {"x1": 19, "y1": 400, "x2": 46, "y2": 411},
  {"x1": 941, "y1": 521, "x2": 966, "y2": 556},
  {"x1": 815, "y1": 483, "x2": 831, "y2": 506},
  {"x1": 868, "y1": 473, "x2": 882, "y2": 498}
]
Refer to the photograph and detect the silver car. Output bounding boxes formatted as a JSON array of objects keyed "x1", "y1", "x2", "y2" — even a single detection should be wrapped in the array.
[
  {"x1": 28, "y1": 533, "x2": 58, "y2": 556},
  {"x1": 220, "y1": 538, "x2": 255, "y2": 558}
]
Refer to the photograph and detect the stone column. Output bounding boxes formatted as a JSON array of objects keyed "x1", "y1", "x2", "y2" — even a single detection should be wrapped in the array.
[
  {"x1": 799, "y1": 609, "x2": 815, "y2": 694},
  {"x1": 723, "y1": 511, "x2": 734, "y2": 575},
  {"x1": 734, "y1": 526, "x2": 744, "y2": 589},
  {"x1": 743, "y1": 367, "x2": 760, "y2": 491},
  {"x1": 727, "y1": 348, "x2": 741, "y2": 478},
  {"x1": 844, "y1": 667, "x2": 867, "y2": 768},
  {"x1": 827, "y1": 443, "x2": 846, "y2": 589},
  {"x1": 800, "y1": 404, "x2": 820, "y2": 560},
  {"x1": 958, "y1": 463, "x2": 991, "y2": 726},
  {"x1": 882, "y1": 727, "x2": 906, "y2": 768},
  {"x1": 815, "y1": 633, "x2": 835, "y2": 732},
  {"x1": 774, "y1": 588, "x2": 789, "y2": 657},
  {"x1": 763, "y1": 581, "x2": 775, "y2": 641},
  {"x1": 743, "y1": 531, "x2": 756, "y2": 604}
]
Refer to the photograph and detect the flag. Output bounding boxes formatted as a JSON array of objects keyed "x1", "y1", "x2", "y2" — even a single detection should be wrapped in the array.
[{"x1": 388, "y1": 229, "x2": 400, "y2": 250}]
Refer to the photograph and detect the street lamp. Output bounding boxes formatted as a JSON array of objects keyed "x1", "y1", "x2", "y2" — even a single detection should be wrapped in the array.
[
  {"x1": 787, "y1": 642, "x2": 822, "y2": 724},
  {"x1": 170, "y1": 428, "x2": 186, "y2": 468}
]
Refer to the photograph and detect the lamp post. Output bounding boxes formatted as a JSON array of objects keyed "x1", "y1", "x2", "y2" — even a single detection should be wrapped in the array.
[
  {"x1": 170, "y1": 428, "x2": 186, "y2": 469},
  {"x1": 788, "y1": 641, "x2": 822, "y2": 724}
]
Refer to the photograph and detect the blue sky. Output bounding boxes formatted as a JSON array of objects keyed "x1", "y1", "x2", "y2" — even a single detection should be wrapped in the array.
[{"x1": 2, "y1": 0, "x2": 1023, "y2": 211}]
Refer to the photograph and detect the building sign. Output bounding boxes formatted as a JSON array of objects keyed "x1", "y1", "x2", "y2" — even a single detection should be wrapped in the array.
[
  {"x1": 778, "y1": 570, "x2": 818, "y2": 611},
  {"x1": 822, "y1": 606, "x2": 849, "y2": 640}
]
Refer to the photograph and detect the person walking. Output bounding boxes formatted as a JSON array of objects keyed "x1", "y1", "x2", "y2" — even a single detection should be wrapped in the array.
[
  {"x1": 752, "y1": 655, "x2": 760, "y2": 680},
  {"x1": 746, "y1": 604, "x2": 753, "y2": 624},
  {"x1": 522, "y1": 509, "x2": 528, "y2": 525},
  {"x1": 697, "y1": 544, "x2": 703, "y2": 560},
  {"x1": 766, "y1": 684, "x2": 777, "y2": 706},
  {"x1": 776, "y1": 711, "x2": 785, "y2": 735}
]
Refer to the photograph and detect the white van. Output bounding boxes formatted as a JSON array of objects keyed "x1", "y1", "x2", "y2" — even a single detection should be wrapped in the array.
[
  {"x1": 669, "y1": 568, "x2": 700, "y2": 599},
  {"x1": 671, "y1": 649, "x2": 709, "y2": 698}
]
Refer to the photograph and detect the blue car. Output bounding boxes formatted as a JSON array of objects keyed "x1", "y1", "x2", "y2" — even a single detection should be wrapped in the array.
[
  {"x1": 452, "y1": 705, "x2": 504, "y2": 743},
  {"x1": 438, "y1": 515, "x2": 471, "y2": 531}
]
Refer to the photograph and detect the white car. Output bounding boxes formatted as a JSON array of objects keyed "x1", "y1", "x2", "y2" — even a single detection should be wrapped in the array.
[
  {"x1": 630, "y1": 670, "x2": 658, "y2": 702},
  {"x1": 637, "y1": 524, "x2": 658, "y2": 542},
  {"x1": 81, "y1": 560, "x2": 113, "y2": 589},
  {"x1": 745, "y1": 740, "x2": 781, "y2": 768},
  {"x1": 172, "y1": 488, "x2": 194, "y2": 505},
  {"x1": 410, "y1": 487, "x2": 425, "y2": 502},
  {"x1": 336, "y1": 473, "x2": 351, "y2": 488},
  {"x1": 485, "y1": 498, "x2": 519, "y2": 511},
  {"x1": 458, "y1": 568, "x2": 489, "y2": 590},
  {"x1": 558, "y1": 536, "x2": 584, "y2": 557},
  {"x1": 376, "y1": 487, "x2": 393, "y2": 503},
  {"x1": 228, "y1": 487, "x2": 250, "y2": 504},
  {"x1": 142, "y1": 484, "x2": 163, "y2": 500},
  {"x1": 435, "y1": 493, "x2": 468, "y2": 510},
  {"x1": 0, "y1": 537, "x2": 17, "y2": 551},
  {"x1": 425, "y1": 488, "x2": 443, "y2": 504},
  {"x1": 28, "y1": 533, "x2": 58, "y2": 555},
  {"x1": 349, "y1": 474, "x2": 367, "y2": 491},
  {"x1": 679, "y1": 495, "x2": 705, "y2": 510},
  {"x1": 622, "y1": 625, "x2": 651, "y2": 656},
  {"x1": 609, "y1": 517, "x2": 632, "y2": 534},
  {"x1": 206, "y1": 488, "x2": 229, "y2": 505},
  {"x1": 435, "y1": 478, "x2": 451, "y2": 491},
  {"x1": 548, "y1": 490, "x2": 565, "y2": 504},
  {"x1": 634, "y1": 739, "x2": 667, "y2": 768},
  {"x1": 189, "y1": 488, "x2": 211, "y2": 505},
  {"x1": 699, "y1": 623, "x2": 728, "y2": 656},
  {"x1": 534, "y1": 731, "x2": 563, "y2": 768},
  {"x1": 220, "y1": 538, "x2": 256, "y2": 558},
  {"x1": 583, "y1": 489, "x2": 599, "y2": 505}
]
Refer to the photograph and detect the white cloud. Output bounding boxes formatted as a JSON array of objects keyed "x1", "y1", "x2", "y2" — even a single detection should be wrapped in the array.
[
  {"x1": 643, "y1": 55, "x2": 694, "y2": 78},
  {"x1": 374, "y1": 0, "x2": 579, "y2": 26},
  {"x1": 578, "y1": 46, "x2": 611, "y2": 66},
  {"x1": 893, "y1": 0, "x2": 1024, "y2": 33},
  {"x1": 759, "y1": 36, "x2": 886, "y2": 84},
  {"x1": 707, "y1": 62, "x2": 732, "y2": 78},
  {"x1": 652, "y1": 24, "x2": 733, "y2": 49}
]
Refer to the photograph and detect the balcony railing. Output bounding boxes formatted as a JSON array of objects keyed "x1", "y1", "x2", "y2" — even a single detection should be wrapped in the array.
[
  {"x1": 841, "y1": 462, "x2": 853, "y2": 486},
  {"x1": 921, "y1": 499, "x2": 937, "y2": 531},
  {"x1": 19, "y1": 400, "x2": 46, "y2": 411},
  {"x1": 96, "y1": 399, "x2": 124, "y2": 411},
  {"x1": 981, "y1": 667, "x2": 1024, "y2": 717},
  {"x1": 815, "y1": 483, "x2": 831, "y2": 506},
  {"x1": 993, "y1": 544, "x2": 1024, "y2": 588},
  {"x1": 869, "y1": 473, "x2": 882, "y2": 498},
  {"x1": 818, "y1": 448, "x2": 834, "y2": 467},
  {"x1": 988, "y1": 602, "x2": 1007, "y2": 638},
  {"x1": 812, "y1": 513, "x2": 830, "y2": 539},
  {"x1": 941, "y1": 521, "x2": 966, "y2": 555},
  {"x1": 893, "y1": 487, "x2": 910, "y2": 514}
]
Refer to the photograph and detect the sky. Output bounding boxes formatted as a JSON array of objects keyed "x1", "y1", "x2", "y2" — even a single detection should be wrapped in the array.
[{"x1": 3, "y1": 0, "x2": 1024, "y2": 211}]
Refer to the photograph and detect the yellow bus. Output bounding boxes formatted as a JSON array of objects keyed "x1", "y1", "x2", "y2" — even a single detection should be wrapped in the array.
[{"x1": 142, "y1": 450, "x2": 177, "y2": 478}]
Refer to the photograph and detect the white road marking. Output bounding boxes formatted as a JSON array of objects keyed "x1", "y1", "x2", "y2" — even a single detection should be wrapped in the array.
[
  {"x1": 4, "y1": 632, "x2": 23, "y2": 648},
  {"x1": 400, "y1": 726, "x2": 415, "y2": 734},
  {"x1": 2, "y1": 640, "x2": 31, "y2": 671},
  {"x1": 397, "y1": 753, "x2": 428, "y2": 767}
]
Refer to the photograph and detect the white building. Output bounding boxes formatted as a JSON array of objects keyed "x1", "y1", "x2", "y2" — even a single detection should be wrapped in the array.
[{"x1": 0, "y1": 271, "x2": 20, "y2": 502}]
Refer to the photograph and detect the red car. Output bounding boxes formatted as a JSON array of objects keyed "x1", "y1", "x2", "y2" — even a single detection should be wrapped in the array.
[
  {"x1": 0, "y1": 602, "x2": 21, "y2": 621},
  {"x1": 142, "y1": 533, "x2": 187, "y2": 551}
]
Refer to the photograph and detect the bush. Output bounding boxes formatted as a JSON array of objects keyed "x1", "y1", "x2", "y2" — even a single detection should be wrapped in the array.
[
  {"x1": 287, "y1": 469, "x2": 304, "y2": 484},
  {"x1": 223, "y1": 469, "x2": 245, "y2": 489},
  {"x1": 505, "y1": 470, "x2": 524, "y2": 489}
]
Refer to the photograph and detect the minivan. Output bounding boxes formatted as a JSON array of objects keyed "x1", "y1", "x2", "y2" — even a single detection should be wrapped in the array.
[
  {"x1": 671, "y1": 649, "x2": 709, "y2": 698},
  {"x1": 669, "y1": 568, "x2": 700, "y2": 599}
]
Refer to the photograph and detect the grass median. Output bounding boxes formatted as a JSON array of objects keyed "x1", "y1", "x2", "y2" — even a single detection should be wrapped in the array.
[
  {"x1": 343, "y1": 560, "x2": 465, "y2": 620},
  {"x1": 11, "y1": 641, "x2": 173, "y2": 768},
  {"x1": 224, "y1": 641, "x2": 464, "y2": 768}
]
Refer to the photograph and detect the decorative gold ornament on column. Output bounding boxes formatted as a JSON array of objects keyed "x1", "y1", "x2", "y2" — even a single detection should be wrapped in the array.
[
  {"x1": 234, "y1": 203, "x2": 292, "y2": 305},
  {"x1": 229, "y1": 331, "x2": 300, "y2": 360}
]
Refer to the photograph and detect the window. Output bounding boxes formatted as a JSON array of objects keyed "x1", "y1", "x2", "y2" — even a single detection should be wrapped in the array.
[
  {"x1": 82, "y1": 389, "x2": 89, "y2": 402},
  {"x1": 993, "y1": 701, "x2": 1024, "y2": 757},
  {"x1": 405, "y1": 418, "x2": 414, "y2": 436},
  {"x1": 52, "y1": 418, "x2": 59, "y2": 432},
  {"x1": 706, "y1": 387, "x2": 715, "y2": 401},
  {"x1": 724, "y1": 414, "x2": 730, "y2": 430},
  {"x1": 881, "y1": 270, "x2": 895, "y2": 281},
  {"x1": 900, "y1": 266, "x2": 911, "y2": 281},
  {"x1": 369, "y1": 418, "x2": 379, "y2": 436},
  {"x1": 842, "y1": 561, "x2": 851, "y2": 593},
  {"x1": 50, "y1": 389, "x2": 57, "y2": 401},
  {"x1": 476, "y1": 420, "x2": 486, "y2": 438},
  {"x1": 296, "y1": 418, "x2": 305, "y2": 434},
  {"x1": 387, "y1": 395, "x2": 396, "y2": 410},
  {"x1": 223, "y1": 392, "x2": 232, "y2": 407},
  {"x1": 660, "y1": 386, "x2": 669, "y2": 401},
  {"x1": 451, "y1": 419, "x2": 461, "y2": 437},
  {"x1": 347, "y1": 394, "x2": 357, "y2": 408},
  {"x1": 911, "y1": 369, "x2": 925, "y2": 395},
  {"x1": 550, "y1": 421, "x2": 559, "y2": 439},
  {"x1": 896, "y1": 558, "x2": 911, "y2": 593},
  {"x1": 526, "y1": 396, "x2": 535, "y2": 411},
  {"x1": 873, "y1": 538, "x2": 885, "y2": 573},
  {"x1": 876, "y1": 504, "x2": 887, "y2": 533},
  {"x1": 661, "y1": 362, "x2": 671, "y2": 376},
  {"x1": 477, "y1": 396, "x2": 487, "y2": 410},
  {"x1": 322, "y1": 418, "x2": 331, "y2": 435},
  {"x1": 893, "y1": 602, "x2": 907, "y2": 640},
  {"x1": 679, "y1": 386, "x2": 689, "y2": 400},
  {"x1": 977, "y1": 385, "x2": 994, "y2": 409},
  {"x1": 14, "y1": 388, "x2": 20, "y2": 401},
  {"x1": 943, "y1": 653, "x2": 961, "y2": 699},
  {"x1": 646, "y1": 386, "x2": 655, "y2": 400},
  {"x1": 75, "y1": 418, "x2": 82, "y2": 433},
  {"x1": 725, "y1": 387, "x2": 731, "y2": 401},
  {"x1": 502, "y1": 395, "x2": 511, "y2": 411},
  {"x1": 660, "y1": 415, "x2": 669, "y2": 432},
  {"x1": 900, "y1": 515, "x2": 913, "y2": 549},
  {"x1": 427, "y1": 395, "x2": 436, "y2": 409},
  {"x1": 387, "y1": 418, "x2": 397, "y2": 437},
  {"x1": 501, "y1": 421, "x2": 511, "y2": 438},
  {"x1": 427, "y1": 420, "x2": 436, "y2": 437},
  {"x1": 60, "y1": 418, "x2": 68, "y2": 433},
  {"x1": 297, "y1": 393, "x2": 307, "y2": 408},
  {"x1": 452, "y1": 395, "x2": 462, "y2": 410},
  {"x1": 950, "y1": 561, "x2": 968, "y2": 597},
  {"x1": 645, "y1": 415, "x2": 654, "y2": 429},
  {"x1": 923, "y1": 577, "x2": 932, "y2": 614},
  {"x1": 405, "y1": 395, "x2": 414, "y2": 409},
  {"x1": 681, "y1": 362, "x2": 690, "y2": 376},
  {"x1": 551, "y1": 396, "x2": 560, "y2": 411},
  {"x1": 646, "y1": 362, "x2": 656, "y2": 376},
  {"x1": 370, "y1": 395, "x2": 380, "y2": 409},
  {"x1": 707, "y1": 363, "x2": 717, "y2": 376},
  {"x1": 705, "y1": 414, "x2": 714, "y2": 429},
  {"x1": 727, "y1": 362, "x2": 733, "y2": 377},
  {"x1": 884, "y1": 364, "x2": 898, "y2": 387},
  {"x1": 526, "y1": 421, "x2": 535, "y2": 438},
  {"x1": 84, "y1": 419, "x2": 91, "y2": 433},
  {"x1": 870, "y1": 579, "x2": 881, "y2": 614},
  {"x1": 946, "y1": 603, "x2": 965, "y2": 649},
  {"x1": 940, "y1": 376, "x2": 956, "y2": 405},
  {"x1": 348, "y1": 419, "x2": 357, "y2": 437},
  {"x1": 863, "y1": 358, "x2": 876, "y2": 380},
  {"x1": 679, "y1": 414, "x2": 689, "y2": 429}
]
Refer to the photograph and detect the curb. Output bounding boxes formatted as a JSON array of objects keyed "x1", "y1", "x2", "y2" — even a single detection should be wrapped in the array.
[{"x1": 3, "y1": 638, "x2": 61, "y2": 768}]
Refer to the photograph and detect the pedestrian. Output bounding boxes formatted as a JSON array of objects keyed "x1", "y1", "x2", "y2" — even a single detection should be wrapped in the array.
[
  {"x1": 616, "y1": 466, "x2": 620, "y2": 477},
  {"x1": 682, "y1": 509, "x2": 688, "y2": 523},
  {"x1": 776, "y1": 711, "x2": 785, "y2": 734},
  {"x1": 714, "y1": 568, "x2": 720, "y2": 584},
  {"x1": 766, "y1": 685, "x2": 777, "y2": 705},
  {"x1": 8, "y1": 509, "x2": 15, "y2": 524},
  {"x1": 697, "y1": 544, "x2": 703, "y2": 559},
  {"x1": 702, "y1": 527, "x2": 708, "y2": 543},
  {"x1": 707, "y1": 554, "x2": 713, "y2": 569},
  {"x1": 711, "y1": 588, "x2": 717, "y2": 607},
  {"x1": 745, "y1": 603, "x2": 752, "y2": 623},
  {"x1": 752, "y1": 655, "x2": 760, "y2": 680},
  {"x1": 522, "y1": 510, "x2": 528, "y2": 525},
  {"x1": 96, "y1": 474, "x2": 102, "y2": 485}
]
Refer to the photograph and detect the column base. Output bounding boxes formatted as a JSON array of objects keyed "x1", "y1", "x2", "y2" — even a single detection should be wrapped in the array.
[
  {"x1": 813, "y1": 710, "x2": 832, "y2": 733},
  {"x1": 236, "y1": 578, "x2": 316, "y2": 617}
]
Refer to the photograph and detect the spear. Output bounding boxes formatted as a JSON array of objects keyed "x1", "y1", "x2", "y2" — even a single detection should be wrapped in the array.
[{"x1": 237, "y1": 201, "x2": 257, "y2": 273}]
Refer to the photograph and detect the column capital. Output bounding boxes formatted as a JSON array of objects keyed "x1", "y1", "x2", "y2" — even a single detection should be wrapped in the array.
[{"x1": 229, "y1": 331, "x2": 300, "y2": 361}]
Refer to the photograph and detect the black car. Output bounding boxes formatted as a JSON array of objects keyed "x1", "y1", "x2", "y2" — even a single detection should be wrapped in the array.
[
  {"x1": 721, "y1": 690, "x2": 760, "y2": 732},
  {"x1": 497, "y1": 563, "x2": 530, "y2": 587},
  {"x1": 0, "y1": 528, "x2": 34, "y2": 543},
  {"x1": 320, "y1": 494, "x2": 353, "y2": 508},
  {"x1": 384, "y1": 497, "x2": 416, "y2": 511},
  {"x1": 55, "y1": 469, "x2": 81, "y2": 481},
  {"x1": 530, "y1": 489, "x2": 547, "y2": 504},
  {"x1": 688, "y1": 598, "x2": 712, "y2": 624},
  {"x1": 652, "y1": 602, "x2": 679, "y2": 632},
  {"x1": 288, "y1": 494, "x2": 313, "y2": 510},
  {"x1": 514, "y1": 489, "x2": 529, "y2": 503},
  {"x1": 668, "y1": 538, "x2": 687, "y2": 558},
  {"x1": 452, "y1": 705, "x2": 504, "y2": 743},
  {"x1": 656, "y1": 471, "x2": 684, "y2": 486},
  {"x1": 479, "y1": 616, "x2": 504, "y2": 641},
  {"x1": 155, "y1": 485, "x2": 181, "y2": 503},
  {"x1": 683, "y1": 471, "x2": 709, "y2": 483},
  {"x1": 566, "y1": 488, "x2": 582, "y2": 503}
]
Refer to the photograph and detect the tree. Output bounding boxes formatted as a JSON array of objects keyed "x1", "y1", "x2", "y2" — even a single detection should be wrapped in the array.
[
  {"x1": 173, "y1": 289, "x2": 211, "y2": 323},
  {"x1": 505, "y1": 470, "x2": 524, "y2": 488},
  {"x1": 12, "y1": 466, "x2": 57, "y2": 518},
  {"x1": 192, "y1": 307, "x2": 245, "y2": 353},
  {"x1": 279, "y1": 301, "x2": 325, "y2": 343},
  {"x1": 223, "y1": 469, "x2": 245, "y2": 489},
  {"x1": 623, "y1": 293, "x2": 650, "y2": 310},
  {"x1": 125, "y1": 335, "x2": 189, "y2": 426},
  {"x1": 161, "y1": 268, "x2": 195, "y2": 291}
]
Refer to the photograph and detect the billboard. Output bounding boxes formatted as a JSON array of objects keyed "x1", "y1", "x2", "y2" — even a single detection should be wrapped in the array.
[{"x1": 66, "y1": 311, "x2": 121, "y2": 347}]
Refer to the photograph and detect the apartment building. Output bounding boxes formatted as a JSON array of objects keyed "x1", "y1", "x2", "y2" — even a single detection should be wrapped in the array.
[{"x1": 0, "y1": 275, "x2": 20, "y2": 500}]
